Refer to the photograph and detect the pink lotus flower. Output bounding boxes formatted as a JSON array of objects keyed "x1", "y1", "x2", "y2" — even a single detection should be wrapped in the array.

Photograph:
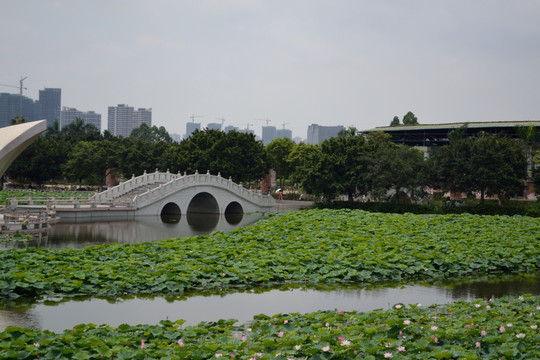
[
  {"x1": 475, "y1": 342, "x2": 481, "y2": 348},
  {"x1": 516, "y1": 333, "x2": 525, "y2": 339},
  {"x1": 430, "y1": 325, "x2": 438, "y2": 331},
  {"x1": 322, "y1": 345, "x2": 330, "y2": 352},
  {"x1": 140, "y1": 339, "x2": 146, "y2": 349},
  {"x1": 230, "y1": 354, "x2": 236, "y2": 358},
  {"x1": 284, "y1": 319, "x2": 288, "y2": 324},
  {"x1": 178, "y1": 339, "x2": 184, "y2": 346},
  {"x1": 403, "y1": 319, "x2": 411, "y2": 325},
  {"x1": 481, "y1": 330, "x2": 487, "y2": 336},
  {"x1": 33, "y1": 343, "x2": 40, "y2": 348},
  {"x1": 278, "y1": 331, "x2": 284, "y2": 338},
  {"x1": 340, "y1": 339, "x2": 351, "y2": 347},
  {"x1": 384, "y1": 352, "x2": 393, "y2": 358},
  {"x1": 499, "y1": 326, "x2": 506, "y2": 333},
  {"x1": 397, "y1": 346, "x2": 405, "y2": 352}
]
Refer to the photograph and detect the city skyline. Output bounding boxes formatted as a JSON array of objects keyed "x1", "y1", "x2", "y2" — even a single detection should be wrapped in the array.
[{"x1": 2, "y1": 1, "x2": 539, "y2": 139}]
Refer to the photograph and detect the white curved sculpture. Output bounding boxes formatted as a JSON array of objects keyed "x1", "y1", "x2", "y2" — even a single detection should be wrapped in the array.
[{"x1": 0, "y1": 120, "x2": 47, "y2": 179}]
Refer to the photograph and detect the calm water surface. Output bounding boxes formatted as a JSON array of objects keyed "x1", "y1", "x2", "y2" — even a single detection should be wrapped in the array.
[
  {"x1": 0, "y1": 213, "x2": 261, "y2": 250},
  {"x1": 1, "y1": 276, "x2": 538, "y2": 333}
]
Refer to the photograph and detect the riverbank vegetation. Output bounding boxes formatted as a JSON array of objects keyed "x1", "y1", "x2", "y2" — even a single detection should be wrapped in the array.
[
  {"x1": 1, "y1": 210, "x2": 538, "y2": 301},
  {"x1": 1, "y1": 295, "x2": 538, "y2": 359},
  {"x1": 4, "y1": 120, "x2": 539, "y2": 206}
]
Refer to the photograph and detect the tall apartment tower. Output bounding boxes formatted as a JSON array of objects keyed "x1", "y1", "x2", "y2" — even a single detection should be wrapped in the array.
[
  {"x1": 276, "y1": 128, "x2": 292, "y2": 139},
  {"x1": 133, "y1": 108, "x2": 152, "y2": 129},
  {"x1": 262, "y1": 126, "x2": 277, "y2": 145},
  {"x1": 224, "y1": 125, "x2": 238, "y2": 133},
  {"x1": 206, "y1": 122, "x2": 222, "y2": 131},
  {"x1": 39, "y1": 88, "x2": 61, "y2": 129},
  {"x1": 185, "y1": 122, "x2": 201, "y2": 138},
  {"x1": 0, "y1": 93, "x2": 40, "y2": 128},
  {"x1": 306, "y1": 124, "x2": 345, "y2": 145},
  {"x1": 107, "y1": 104, "x2": 151, "y2": 137},
  {"x1": 60, "y1": 106, "x2": 102, "y2": 131}
]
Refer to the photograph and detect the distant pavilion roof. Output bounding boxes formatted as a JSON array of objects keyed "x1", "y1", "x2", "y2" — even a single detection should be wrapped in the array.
[{"x1": 362, "y1": 120, "x2": 540, "y2": 147}]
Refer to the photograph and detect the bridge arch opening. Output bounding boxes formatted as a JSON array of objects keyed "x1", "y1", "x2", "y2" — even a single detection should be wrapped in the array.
[
  {"x1": 160, "y1": 202, "x2": 181, "y2": 223},
  {"x1": 187, "y1": 192, "x2": 219, "y2": 214},
  {"x1": 225, "y1": 201, "x2": 244, "y2": 224}
]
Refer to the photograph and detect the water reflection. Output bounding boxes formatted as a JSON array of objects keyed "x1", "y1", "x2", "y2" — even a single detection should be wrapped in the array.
[
  {"x1": 1, "y1": 276, "x2": 538, "y2": 333},
  {"x1": 0, "y1": 213, "x2": 262, "y2": 250}
]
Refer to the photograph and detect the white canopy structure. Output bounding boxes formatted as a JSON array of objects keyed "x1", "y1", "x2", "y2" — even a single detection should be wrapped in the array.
[{"x1": 0, "y1": 120, "x2": 47, "y2": 179}]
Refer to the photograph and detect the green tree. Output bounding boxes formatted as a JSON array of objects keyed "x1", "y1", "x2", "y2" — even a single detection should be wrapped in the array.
[
  {"x1": 166, "y1": 129, "x2": 268, "y2": 183},
  {"x1": 266, "y1": 137, "x2": 295, "y2": 187},
  {"x1": 402, "y1": 111, "x2": 419, "y2": 125},
  {"x1": 6, "y1": 137, "x2": 69, "y2": 186},
  {"x1": 129, "y1": 123, "x2": 173, "y2": 143},
  {"x1": 63, "y1": 140, "x2": 121, "y2": 185},
  {"x1": 61, "y1": 117, "x2": 102, "y2": 143},
  {"x1": 390, "y1": 116, "x2": 400, "y2": 127},
  {"x1": 287, "y1": 142, "x2": 320, "y2": 185},
  {"x1": 365, "y1": 144, "x2": 427, "y2": 202},
  {"x1": 429, "y1": 133, "x2": 527, "y2": 203},
  {"x1": 300, "y1": 131, "x2": 370, "y2": 201}
]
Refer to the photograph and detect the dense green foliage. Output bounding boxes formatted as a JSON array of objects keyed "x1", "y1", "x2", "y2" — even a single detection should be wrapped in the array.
[
  {"x1": 265, "y1": 137, "x2": 296, "y2": 187},
  {"x1": 6, "y1": 124, "x2": 268, "y2": 186},
  {"x1": 0, "y1": 210, "x2": 538, "y2": 301},
  {"x1": 129, "y1": 123, "x2": 173, "y2": 143},
  {"x1": 166, "y1": 129, "x2": 268, "y2": 183},
  {"x1": 5, "y1": 117, "x2": 536, "y2": 201},
  {"x1": 1, "y1": 295, "x2": 538, "y2": 359},
  {"x1": 429, "y1": 133, "x2": 527, "y2": 203}
]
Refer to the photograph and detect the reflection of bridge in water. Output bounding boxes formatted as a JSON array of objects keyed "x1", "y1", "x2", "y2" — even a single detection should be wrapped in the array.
[{"x1": 55, "y1": 170, "x2": 277, "y2": 220}]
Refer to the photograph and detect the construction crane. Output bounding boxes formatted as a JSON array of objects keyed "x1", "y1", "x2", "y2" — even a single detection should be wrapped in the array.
[
  {"x1": 215, "y1": 117, "x2": 226, "y2": 128},
  {"x1": 256, "y1": 118, "x2": 272, "y2": 126},
  {"x1": 189, "y1": 114, "x2": 203, "y2": 122},
  {"x1": 281, "y1": 122, "x2": 290, "y2": 129},
  {"x1": 0, "y1": 76, "x2": 27, "y2": 119}
]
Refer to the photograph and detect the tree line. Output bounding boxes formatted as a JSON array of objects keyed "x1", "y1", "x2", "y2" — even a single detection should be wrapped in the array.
[{"x1": 5, "y1": 118, "x2": 540, "y2": 203}]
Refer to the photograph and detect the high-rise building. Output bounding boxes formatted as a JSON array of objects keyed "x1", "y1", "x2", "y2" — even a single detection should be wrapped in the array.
[
  {"x1": 306, "y1": 124, "x2": 345, "y2": 144},
  {"x1": 132, "y1": 108, "x2": 152, "y2": 129},
  {"x1": 262, "y1": 126, "x2": 277, "y2": 145},
  {"x1": 224, "y1": 125, "x2": 238, "y2": 133},
  {"x1": 39, "y1": 88, "x2": 61, "y2": 129},
  {"x1": 0, "y1": 93, "x2": 40, "y2": 128},
  {"x1": 276, "y1": 128, "x2": 292, "y2": 139},
  {"x1": 206, "y1": 122, "x2": 222, "y2": 131},
  {"x1": 185, "y1": 122, "x2": 201, "y2": 138},
  {"x1": 107, "y1": 104, "x2": 152, "y2": 137},
  {"x1": 60, "y1": 107, "x2": 101, "y2": 131}
]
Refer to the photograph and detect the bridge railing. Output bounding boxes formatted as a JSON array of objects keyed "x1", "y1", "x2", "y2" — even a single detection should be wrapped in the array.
[
  {"x1": 91, "y1": 169, "x2": 180, "y2": 202},
  {"x1": 132, "y1": 171, "x2": 275, "y2": 208}
]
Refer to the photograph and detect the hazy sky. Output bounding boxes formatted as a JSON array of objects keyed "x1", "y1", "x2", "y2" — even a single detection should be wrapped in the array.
[{"x1": 2, "y1": 0, "x2": 540, "y2": 139}]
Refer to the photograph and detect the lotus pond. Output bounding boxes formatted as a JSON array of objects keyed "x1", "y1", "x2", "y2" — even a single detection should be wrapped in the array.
[{"x1": 0, "y1": 209, "x2": 539, "y2": 359}]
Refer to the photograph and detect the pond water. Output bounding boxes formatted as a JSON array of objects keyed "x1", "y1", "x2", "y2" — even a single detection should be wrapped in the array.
[
  {"x1": 0, "y1": 213, "x2": 262, "y2": 250},
  {"x1": 1, "y1": 276, "x2": 538, "y2": 333}
]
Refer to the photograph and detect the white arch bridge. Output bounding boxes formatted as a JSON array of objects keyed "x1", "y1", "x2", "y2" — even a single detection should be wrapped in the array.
[{"x1": 56, "y1": 170, "x2": 277, "y2": 220}]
